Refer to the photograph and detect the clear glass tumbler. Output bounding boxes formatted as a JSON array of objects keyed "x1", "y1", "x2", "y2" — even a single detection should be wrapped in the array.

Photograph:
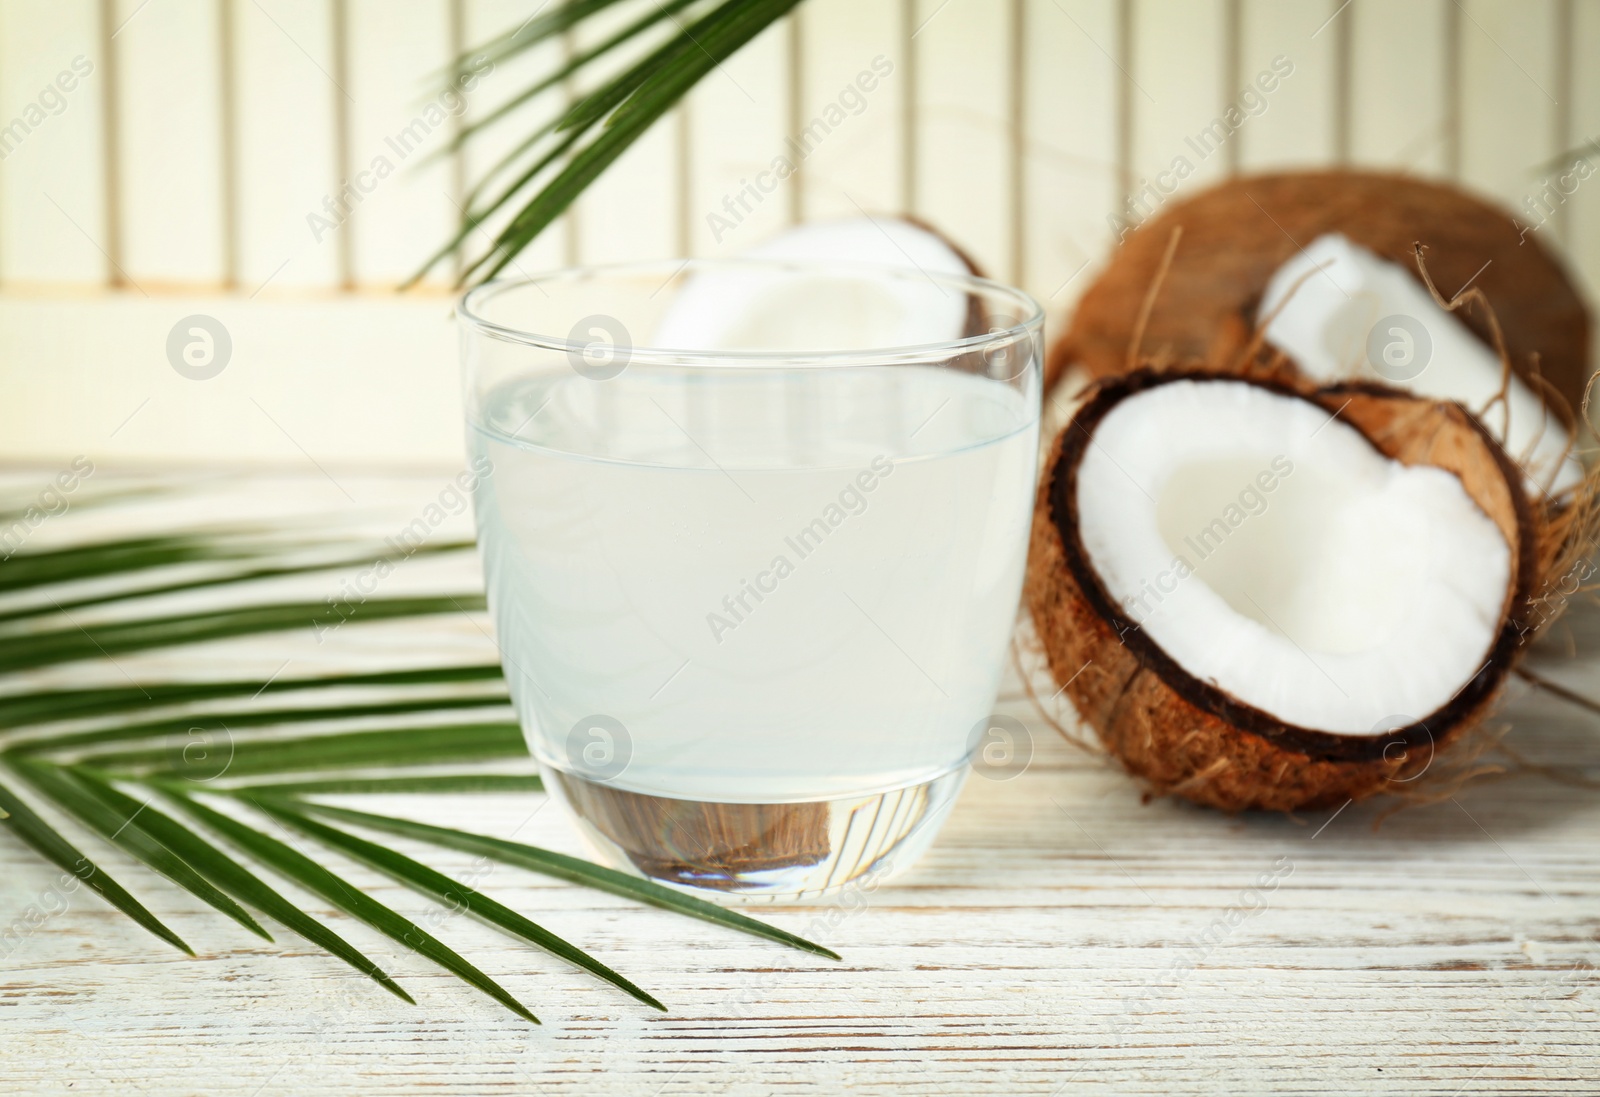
[{"x1": 458, "y1": 259, "x2": 1042, "y2": 899}]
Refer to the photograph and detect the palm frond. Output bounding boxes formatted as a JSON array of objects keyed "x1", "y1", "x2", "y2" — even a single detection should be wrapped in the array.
[
  {"x1": 297, "y1": 801, "x2": 843, "y2": 961},
  {"x1": 255, "y1": 798, "x2": 665, "y2": 1011},
  {"x1": 0, "y1": 517, "x2": 834, "y2": 1023},
  {"x1": 168, "y1": 790, "x2": 541, "y2": 1025},
  {"x1": 417, "y1": 0, "x2": 803, "y2": 287},
  {"x1": 0, "y1": 775, "x2": 191, "y2": 955},
  {"x1": 13, "y1": 759, "x2": 270, "y2": 941},
  {"x1": 68, "y1": 767, "x2": 414, "y2": 1003}
]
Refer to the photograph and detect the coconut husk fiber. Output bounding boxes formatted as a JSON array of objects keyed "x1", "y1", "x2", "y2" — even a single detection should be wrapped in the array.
[{"x1": 1049, "y1": 171, "x2": 1592, "y2": 412}]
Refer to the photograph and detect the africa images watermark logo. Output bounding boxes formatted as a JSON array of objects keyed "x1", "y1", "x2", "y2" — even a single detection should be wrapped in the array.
[
  {"x1": 1120, "y1": 454, "x2": 1294, "y2": 631},
  {"x1": 0, "y1": 458, "x2": 95, "y2": 561},
  {"x1": 705, "y1": 54, "x2": 895, "y2": 245},
  {"x1": 704, "y1": 455, "x2": 895, "y2": 644},
  {"x1": 306, "y1": 54, "x2": 495, "y2": 243},
  {"x1": 1108, "y1": 55, "x2": 1295, "y2": 241},
  {"x1": 166, "y1": 315, "x2": 233, "y2": 380},
  {"x1": 0, "y1": 55, "x2": 93, "y2": 162}
]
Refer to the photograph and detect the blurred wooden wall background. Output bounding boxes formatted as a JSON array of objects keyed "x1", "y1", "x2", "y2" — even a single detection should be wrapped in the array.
[{"x1": 0, "y1": 0, "x2": 1596, "y2": 466}]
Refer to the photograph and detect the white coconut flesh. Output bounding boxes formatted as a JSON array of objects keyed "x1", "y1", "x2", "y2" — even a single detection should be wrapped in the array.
[
  {"x1": 653, "y1": 216, "x2": 976, "y2": 353},
  {"x1": 1075, "y1": 379, "x2": 1512, "y2": 734},
  {"x1": 1257, "y1": 233, "x2": 1582, "y2": 496}
]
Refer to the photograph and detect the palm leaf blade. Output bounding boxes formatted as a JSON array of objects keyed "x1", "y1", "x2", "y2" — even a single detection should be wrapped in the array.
[
  {"x1": 0, "y1": 774, "x2": 192, "y2": 955},
  {"x1": 65, "y1": 769, "x2": 413, "y2": 1004},
  {"x1": 425, "y1": 0, "x2": 800, "y2": 284},
  {"x1": 0, "y1": 596, "x2": 486, "y2": 674},
  {"x1": 12, "y1": 695, "x2": 510, "y2": 757},
  {"x1": 296, "y1": 802, "x2": 840, "y2": 961},
  {"x1": 89, "y1": 723, "x2": 527, "y2": 779},
  {"x1": 260, "y1": 798, "x2": 664, "y2": 1011},
  {"x1": 0, "y1": 540, "x2": 475, "y2": 628},
  {"x1": 169, "y1": 792, "x2": 539, "y2": 1025},
  {"x1": 0, "y1": 664, "x2": 505, "y2": 730},
  {"x1": 11, "y1": 759, "x2": 270, "y2": 941},
  {"x1": 434, "y1": 0, "x2": 700, "y2": 161},
  {"x1": 230, "y1": 775, "x2": 543, "y2": 796}
]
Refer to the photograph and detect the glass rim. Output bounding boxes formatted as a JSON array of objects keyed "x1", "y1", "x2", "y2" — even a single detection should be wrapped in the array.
[{"x1": 456, "y1": 257, "x2": 1045, "y2": 369}]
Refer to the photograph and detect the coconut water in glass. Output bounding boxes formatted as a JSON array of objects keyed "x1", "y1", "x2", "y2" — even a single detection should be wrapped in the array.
[{"x1": 459, "y1": 260, "x2": 1041, "y2": 898}]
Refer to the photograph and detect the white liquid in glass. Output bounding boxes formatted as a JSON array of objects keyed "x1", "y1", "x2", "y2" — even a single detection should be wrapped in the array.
[{"x1": 469, "y1": 364, "x2": 1038, "y2": 805}]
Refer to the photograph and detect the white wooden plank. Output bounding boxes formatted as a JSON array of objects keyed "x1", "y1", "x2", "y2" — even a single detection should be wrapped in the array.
[
  {"x1": 1563, "y1": 0, "x2": 1600, "y2": 322},
  {"x1": 911, "y1": 0, "x2": 1013, "y2": 278},
  {"x1": 0, "y1": 294, "x2": 460, "y2": 466},
  {"x1": 232, "y1": 0, "x2": 341, "y2": 292},
  {"x1": 0, "y1": 0, "x2": 107, "y2": 286},
  {"x1": 344, "y1": 0, "x2": 456, "y2": 288},
  {"x1": 1347, "y1": 0, "x2": 1450, "y2": 173},
  {"x1": 685, "y1": 16, "x2": 790, "y2": 257},
  {"x1": 795, "y1": 0, "x2": 907, "y2": 220},
  {"x1": 2, "y1": 478, "x2": 1599, "y2": 1093},
  {"x1": 568, "y1": 3, "x2": 680, "y2": 265},
  {"x1": 1235, "y1": 0, "x2": 1339, "y2": 170},
  {"x1": 459, "y1": 0, "x2": 571, "y2": 276},
  {"x1": 1458, "y1": 0, "x2": 1561, "y2": 213},
  {"x1": 1127, "y1": 0, "x2": 1228, "y2": 224},
  {"x1": 1020, "y1": 0, "x2": 1120, "y2": 311},
  {"x1": 113, "y1": 0, "x2": 227, "y2": 286}
]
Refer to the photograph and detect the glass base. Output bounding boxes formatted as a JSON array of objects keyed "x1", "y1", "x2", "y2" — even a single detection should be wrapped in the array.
[{"x1": 542, "y1": 764, "x2": 969, "y2": 901}]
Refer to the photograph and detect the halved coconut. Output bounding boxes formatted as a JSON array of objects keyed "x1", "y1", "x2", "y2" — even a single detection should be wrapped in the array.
[
  {"x1": 654, "y1": 215, "x2": 983, "y2": 351},
  {"x1": 1026, "y1": 368, "x2": 1542, "y2": 812},
  {"x1": 1049, "y1": 171, "x2": 1592, "y2": 489}
]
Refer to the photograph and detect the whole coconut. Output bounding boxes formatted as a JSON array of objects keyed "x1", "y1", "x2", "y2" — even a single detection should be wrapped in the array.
[{"x1": 1049, "y1": 171, "x2": 1592, "y2": 412}]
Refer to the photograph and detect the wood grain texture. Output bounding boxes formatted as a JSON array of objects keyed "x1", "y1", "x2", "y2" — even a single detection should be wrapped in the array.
[{"x1": 1, "y1": 472, "x2": 1597, "y2": 1094}]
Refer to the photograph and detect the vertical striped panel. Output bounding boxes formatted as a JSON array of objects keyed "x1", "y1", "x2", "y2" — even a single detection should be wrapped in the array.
[
  {"x1": 232, "y1": 0, "x2": 341, "y2": 293},
  {"x1": 1457, "y1": 0, "x2": 1560, "y2": 216},
  {"x1": 1128, "y1": 0, "x2": 1228, "y2": 202},
  {"x1": 795, "y1": 0, "x2": 907, "y2": 220},
  {"x1": 113, "y1": 0, "x2": 226, "y2": 286},
  {"x1": 344, "y1": 0, "x2": 455, "y2": 288},
  {"x1": 1235, "y1": 0, "x2": 1339, "y2": 170},
  {"x1": 568, "y1": 3, "x2": 679, "y2": 265},
  {"x1": 1565, "y1": 0, "x2": 1600, "y2": 320},
  {"x1": 1019, "y1": 0, "x2": 1120, "y2": 308},
  {"x1": 1347, "y1": 0, "x2": 1449, "y2": 173},
  {"x1": 685, "y1": 18, "x2": 790, "y2": 257},
  {"x1": 0, "y1": 0, "x2": 107, "y2": 285},
  {"x1": 911, "y1": 0, "x2": 1014, "y2": 277},
  {"x1": 460, "y1": 0, "x2": 571, "y2": 276},
  {"x1": 0, "y1": 0, "x2": 1594, "y2": 303}
]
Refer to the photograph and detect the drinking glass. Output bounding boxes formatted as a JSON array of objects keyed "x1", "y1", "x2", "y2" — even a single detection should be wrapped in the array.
[{"x1": 458, "y1": 259, "x2": 1042, "y2": 898}]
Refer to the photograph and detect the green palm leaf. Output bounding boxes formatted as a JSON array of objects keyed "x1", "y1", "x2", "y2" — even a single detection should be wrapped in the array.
[
  {"x1": 0, "y1": 596, "x2": 486, "y2": 674},
  {"x1": 8, "y1": 695, "x2": 510, "y2": 756},
  {"x1": 0, "y1": 775, "x2": 191, "y2": 955},
  {"x1": 82, "y1": 723, "x2": 527, "y2": 779},
  {"x1": 168, "y1": 792, "x2": 539, "y2": 1024},
  {"x1": 67, "y1": 768, "x2": 413, "y2": 1003},
  {"x1": 256, "y1": 797, "x2": 665, "y2": 1011},
  {"x1": 1, "y1": 520, "x2": 836, "y2": 1021},
  {"x1": 294, "y1": 801, "x2": 842, "y2": 960},
  {"x1": 0, "y1": 664, "x2": 505, "y2": 729},
  {"x1": 228, "y1": 775, "x2": 543, "y2": 796},
  {"x1": 11, "y1": 759, "x2": 270, "y2": 942},
  {"x1": 418, "y1": 0, "x2": 804, "y2": 285}
]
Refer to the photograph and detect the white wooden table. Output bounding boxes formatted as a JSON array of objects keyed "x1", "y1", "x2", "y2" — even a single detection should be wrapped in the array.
[{"x1": 2, "y1": 472, "x2": 1598, "y2": 1094}]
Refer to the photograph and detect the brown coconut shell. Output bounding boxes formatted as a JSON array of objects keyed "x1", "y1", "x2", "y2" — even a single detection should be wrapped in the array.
[
  {"x1": 1025, "y1": 368, "x2": 1549, "y2": 812},
  {"x1": 551, "y1": 770, "x2": 831, "y2": 891},
  {"x1": 1048, "y1": 171, "x2": 1593, "y2": 412}
]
